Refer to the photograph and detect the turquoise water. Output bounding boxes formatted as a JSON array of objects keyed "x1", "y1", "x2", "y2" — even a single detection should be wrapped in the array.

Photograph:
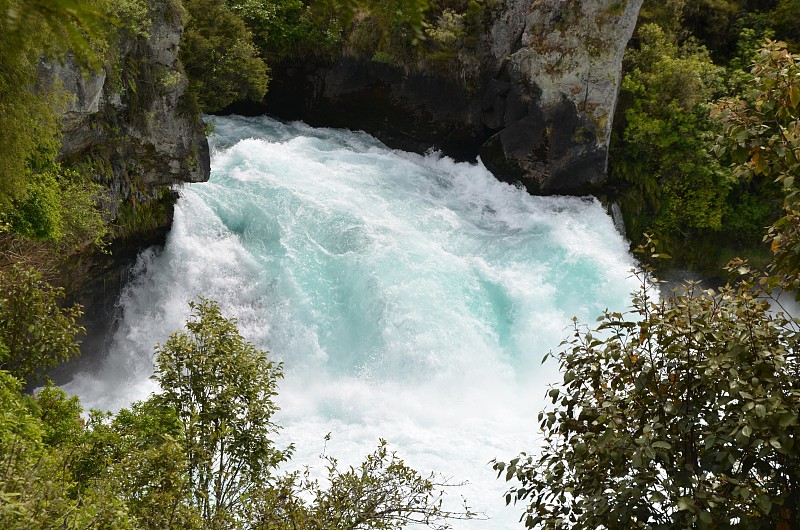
[{"x1": 65, "y1": 115, "x2": 639, "y2": 528}]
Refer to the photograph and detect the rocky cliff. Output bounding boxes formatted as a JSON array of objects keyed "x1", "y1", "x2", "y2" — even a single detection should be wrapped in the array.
[
  {"x1": 41, "y1": 0, "x2": 209, "y2": 216},
  {"x1": 38, "y1": 0, "x2": 210, "y2": 370},
  {"x1": 260, "y1": 0, "x2": 642, "y2": 194}
]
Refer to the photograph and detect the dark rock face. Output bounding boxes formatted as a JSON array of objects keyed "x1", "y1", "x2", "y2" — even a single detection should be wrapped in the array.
[
  {"x1": 258, "y1": 58, "x2": 486, "y2": 160},
  {"x1": 257, "y1": 0, "x2": 643, "y2": 195},
  {"x1": 43, "y1": 0, "x2": 210, "y2": 212},
  {"x1": 38, "y1": 0, "x2": 210, "y2": 369}
]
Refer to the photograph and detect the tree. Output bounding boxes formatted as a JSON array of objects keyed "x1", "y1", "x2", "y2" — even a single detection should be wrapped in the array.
[
  {"x1": 0, "y1": 264, "x2": 84, "y2": 383},
  {"x1": 497, "y1": 43, "x2": 800, "y2": 529},
  {"x1": 152, "y1": 298, "x2": 291, "y2": 528},
  {"x1": 225, "y1": 0, "x2": 339, "y2": 59},
  {"x1": 714, "y1": 41, "x2": 800, "y2": 289},
  {"x1": 0, "y1": 0, "x2": 120, "y2": 245},
  {"x1": 180, "y1": 0, "x2": 270, "y2": 113},
  {"x1": 610, "y1": 23, "x2": 731, "y2": 265},
  {"x1": 496, "y1": 268, "x2": 800, "y2": 529},
  {"x1": 86, "y1": 400, "x2": 202, "y2": 530},
  {"x1": 248, "y1": 439, "x2": 477, "y2": 530},
  {"x1": 0, "y1": 371, "x2": 137, "y2": 530},
  {"x1": 151, "y1": 298, "x2": 477, "y2": 529},
  {"x1": 0, "y1": 292, "x2": 476, "y2": 529}
]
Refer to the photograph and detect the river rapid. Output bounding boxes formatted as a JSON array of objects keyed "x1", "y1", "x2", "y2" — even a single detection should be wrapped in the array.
[{"x1": 63, "y1": 115, "x2": 639, "y2": 528}]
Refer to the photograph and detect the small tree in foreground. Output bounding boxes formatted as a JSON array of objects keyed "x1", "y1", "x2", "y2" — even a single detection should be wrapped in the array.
[
  {"x1": 153, "y1": 298, "x2": 291, "y2": 528},
  {"x1": 495, "y1": 42, "x2": 800, "y2": 530},
  {"x1": 0, "y1": 289, "x2": 477, "y2": 529},
  {"x1": 0, "y1": 264, "x2": 84, "y2": 383},
  {"x1": 152, "y1": 298, "x2": 477, "y2": 529},
  {"x1": 248, "y1": 438, "x2": 478, "y2": 530},
  {"x1": 495, "y1": 269, "x2": 800, "y2": 529}
]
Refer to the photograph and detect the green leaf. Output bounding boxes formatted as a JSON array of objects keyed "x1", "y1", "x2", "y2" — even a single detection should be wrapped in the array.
[
  {"x1": 755, "y1": 494, "x2": 772, "y2": 513},
  {"x1": 778, "y1": 413, "x2": 797, "y2": 427},
  {"x1": 790, "y1": 85, "x2": 800, "y2": 108}
]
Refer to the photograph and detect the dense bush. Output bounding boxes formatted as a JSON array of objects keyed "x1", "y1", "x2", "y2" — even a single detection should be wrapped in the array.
[
  {"x1": 609, "y1": 0, "x2": 798, "y2": 271},
  {"x1": 180, "y1": 0, "x2": 270, "y2": 112},
  {"x1": 498, "y1": 43, "x2": 800, "y2": 530},
  {"x1": 0, "y1": 0, "x2": 142, "y2": 245},
  {"x1": 0, "y1": 265, "x2": 84, "y2": 383},
  {"x1": 611, "y1": 23, "x2": 730, "y2": 259}
]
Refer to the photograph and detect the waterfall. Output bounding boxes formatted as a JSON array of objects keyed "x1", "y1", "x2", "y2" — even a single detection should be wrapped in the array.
[{"x1": 63, "y1": 115, "x2": 639, "y2": 528}]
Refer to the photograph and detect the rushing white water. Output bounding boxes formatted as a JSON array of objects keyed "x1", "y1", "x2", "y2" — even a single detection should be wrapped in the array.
[{"x1": 64, "y1": 115, "x2": 639, "y2": 528}]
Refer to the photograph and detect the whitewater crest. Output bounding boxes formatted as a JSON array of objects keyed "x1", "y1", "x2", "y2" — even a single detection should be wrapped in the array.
[{"x1": 64, "y1": 115, "x2": 638, "y2": 529}]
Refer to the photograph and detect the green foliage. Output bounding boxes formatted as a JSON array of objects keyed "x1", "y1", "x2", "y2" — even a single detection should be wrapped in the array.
[
  {"x1": 178, "y1": 0, "x2": 461, "y2": 108},
  {"x1": 249, "y1": 439, "x2": 477, "y2": 529},
  {"x1": 226, "y1": 0, "x2": 344, "y2": 59},
  {"x1": 0, "y1": 162, "x2": 108, "y2": 247},
  {"x1": 612, "y1": 23, "x2": 731, "y2": 261},
  {"x1": 342, "y1": 0, "x2": 490, "y2": 69},
  {"x1": 35, "y1": 382, "x2": 85, "y2": 446},
  {"x1": 640, "y1": 0, "x2": 797, "y2": 61},
  {"x1": 153, "y1": 298, "x2": 291, "y2": 527},
  {"x1": 637, "y1": 0, "x2": 688, "y2": 40},
  {"x1": 613, "y1": 3, "x2": 800, "y2": 272},
  {"x1": 98, "y1": 400, "x2": 200, "y2": 530},
  {"x1": 181, "y1": 0, "x2": 270, "y2": 112},
  {"x1": 0, "y1": 265, "x2": 84, "y2": 383},
  {"x1": 0, "y1": 370, "x2": 136, "y2": 530},
  {"x1": 7, "y1": 172, "x2": 64, "y2": 240},
  {"x1": 682, "y1": 0, "x2": 747, "y2": 60},
  {"x1": 2, "y1": 0, "x2": 109, "y2": 67},
  {"x1": 496, "y1": 268, "x2": 800, "y2": 529},
  {"x1": 226, "y1": 0, "x2": 303, "y2": 55},
  {"x1": 0, "y1": 0, "x2": 66, "y2": 212},
  {"x1": 0, "y1": 290, "x2": 475, "y2": 529},
  {"x1": 56, "y1": 168, "x2": 109, "y2": 250},
  {"x1": 112, "y1": 188, "x2": 173, "y2": 241},
  {"x1": 498, "y1": 42, "x2": 800, "y2": 530},
  {"x1": 769, "y1": 0, "x2": 800, "y2": 49},
  {"x1": 0, "y1": 0, "x2": 113, "y2": 246},
  {"x1": 111, "y1": 0, "x2": 153, "y2": 39},
  {"x1": 715, "y1": 42, "x2": 800, "y2": 289}
]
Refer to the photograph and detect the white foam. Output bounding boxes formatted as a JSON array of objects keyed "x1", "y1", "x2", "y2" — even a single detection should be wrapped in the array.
[{"x1": 63, "y1": 116, "x2": 638, "y2": 528}]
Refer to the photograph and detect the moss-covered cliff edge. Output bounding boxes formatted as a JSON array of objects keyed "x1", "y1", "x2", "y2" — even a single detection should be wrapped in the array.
[{"x1": 41, "y1": 0, "x2": 210, "y2": 361}]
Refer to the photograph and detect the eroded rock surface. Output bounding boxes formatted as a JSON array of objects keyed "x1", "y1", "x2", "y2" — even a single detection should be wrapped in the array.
[
  {"x1": 260, "y1": 0, "x2": 642, "y2": 194},
  {"x1": 37, "y1": 0, "x2": 210, "y2": 368}
]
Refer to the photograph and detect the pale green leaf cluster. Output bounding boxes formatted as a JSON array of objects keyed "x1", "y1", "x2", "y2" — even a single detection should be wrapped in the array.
[
  {"x1": 0, "y1": 265, "x2": 84, "y2": 383},
  {"x1": 0, "y1": 375, "x2": 136, "y2": 530},
  {"x1": 0, "y1": 0, "x2": 133, "y2": 246}
]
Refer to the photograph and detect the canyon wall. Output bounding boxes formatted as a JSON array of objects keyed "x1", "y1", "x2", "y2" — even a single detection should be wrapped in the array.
[
  {"x1": 261, "y1": 0, "x2": 643, "y2": 194},
  {"x1": 39, "y1": 0, "x2": 210, "y2": 369}
]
